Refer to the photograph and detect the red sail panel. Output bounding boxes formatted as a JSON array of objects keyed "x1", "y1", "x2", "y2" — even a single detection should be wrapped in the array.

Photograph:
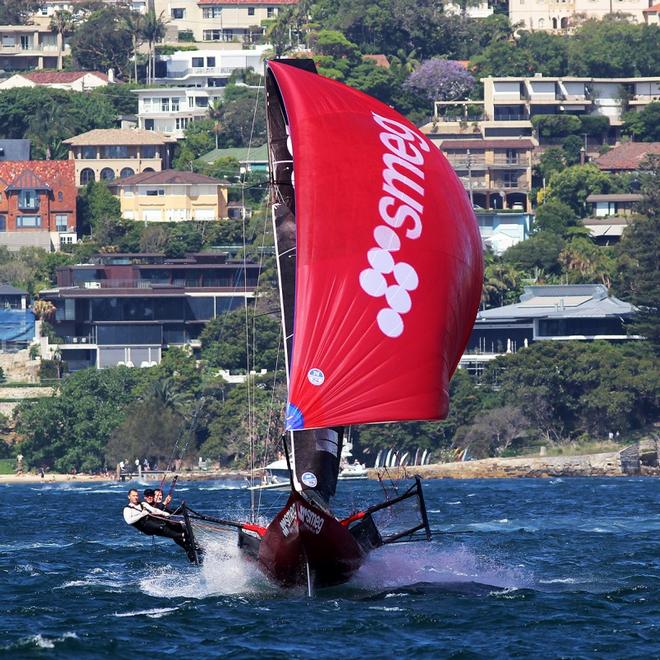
[{"x1": 268, "y1": 61, "x2": 483, "y2": 431}]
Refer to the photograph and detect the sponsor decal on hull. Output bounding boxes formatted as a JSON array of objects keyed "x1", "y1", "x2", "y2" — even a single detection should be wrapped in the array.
[{"x1": 279, "y1": 501, "x2": 325, "y2": 538}]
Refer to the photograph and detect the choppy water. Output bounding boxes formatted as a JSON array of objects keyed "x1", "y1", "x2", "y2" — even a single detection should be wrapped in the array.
[{"x1": 1, "y1": 477, "x2": 659, "y2": 658}]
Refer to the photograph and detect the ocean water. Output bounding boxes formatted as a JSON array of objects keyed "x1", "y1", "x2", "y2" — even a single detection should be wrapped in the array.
[{"x1": 1, "y1": 477, "x2": 659, "y2": 658}]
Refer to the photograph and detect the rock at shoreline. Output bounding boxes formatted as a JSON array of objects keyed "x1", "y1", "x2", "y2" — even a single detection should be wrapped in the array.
[{"x1": 372, "y1": 442, "x2": 660, "y2": 480}]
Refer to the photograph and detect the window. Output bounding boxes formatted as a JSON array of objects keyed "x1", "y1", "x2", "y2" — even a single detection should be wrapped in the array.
[
  {"x1": 55, "y1": 214, "x2": 68, "y2": 231},
  {"x1": 194, "y1": 96, "x2": 209, "y2": 107},
  {"x1": 18, "y1": 189, "x2": 39, "y2": 210},
  {"x1": 102, "y1": 145, "x2": 128, "y2": 158},
  {"x1": 267, "y1": 7, "x2": 274, "y2": 17},
  {"x1": 60, "y1": 236, "x2": 74, "y2": 246},
  {"x1": 202, "y1": 7, "x2": 222, "y2": 18},
  {"x1": 192, "y1": 57, "x2": 204, "y2": 68},
  {"x1": 80, "y1": 168, "x2": 95, "y2": 185},
  {"x1": 120, "y1": 167, "x2": 135, "y2": 178},
  {"x1": 175, "y1": 117, "x2": 190, "y2": 130},
  {"x1": 57, "y1": 191, "x2": 63, "y2": 201},
  {"x1": 0, "y1": 215, "x2": 5, "y2": 231},
  {"x1": 203, "y1": 29, "x2": 222, "y2": 40},
  {"x1": 144, "y1": 119, "x2": 155, "y2": 131},
  {"x1": 160, "y1": 98, "x2": 170, "y2": 112},
  {"x1": 248, "y1": 7, "x2": 255, "y2": 15},
  {"x1": 82, "y1": 146, "x2": 96, "y2": 159},
  {"x1": 206, "y1": 57, "x2": 215, "y2": 67},
  {"x1": 145, "y1": 189, "x2": 165, "y2": 196},
  {"x1": 141, "y1": 145, "x2": 157, "y2": 158},
  {"x1": 171, "y1": 7, "x2": 185, "y2": 18},
  {"x1": 16, "y1": 215, "x2": 41, "y2": 228},
  {"x1": 100, "y1": 168, "x2": 115, "y2": 181},
  {"x1": 171, "y1": 97, "x2": 180, "y2": 112}
]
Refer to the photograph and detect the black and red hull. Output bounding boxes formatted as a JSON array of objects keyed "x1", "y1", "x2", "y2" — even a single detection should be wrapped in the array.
[{"x1": 255, "y1": 491, "x2": 365, "y2": 588}]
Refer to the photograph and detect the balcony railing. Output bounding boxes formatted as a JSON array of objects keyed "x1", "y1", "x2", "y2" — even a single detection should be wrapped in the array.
[
  {"x1": 447, "y1": 156, "x2": 487, "y2": 168},
  {"x1": 72, "y1": 278, "x2": 252, "y2": 290},
  {"x1": 491, "y1": 157, "x2": 527, "y2": 166}
]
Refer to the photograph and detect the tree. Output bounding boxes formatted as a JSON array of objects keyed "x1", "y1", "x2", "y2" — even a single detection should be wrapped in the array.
[
  {"x1": 502, "y1": 232, "x2": 565, "y2": 275},
  {"x1": 0, "y1": 0, "x2": 40, "y2": 24},
  {"x1": 200, "y1": 307, "x2": 281, "y2": 372},
  {"x1": 141, "y1": 10, "x2": 167, "y2": 85},
  {"x1": 471, "y1": 40, "x2": 535, "y2": 78},
  {"x1": 481, "y1": 259, "x2": 525, "y2": 308},
  {"x1": 164, "y1": 223, "x2": 204, "y2": 258},
  {"x1": 546, "y1": 164, "x2": 619, "y2": 216},
  {"x1": 15, "y1": 367, "x2": 149, "y2": 472},
  {"x1": 559, "y1": 236, "x2": 615, "y2": 287},
  {"x1": 532, "y1": 114, "x2": 581, "y2": 139},
  {"x1": 538, "y1": 147, "x2": 567, "y2": 182},
  {"x1": 562, "y1": 135, "x2": 585, "y2": 166},
  {"x1": 172, "y1": 119, "x2": 216, "y2": 170},
  {"x1": 534, "y1": 199, "x2": 579, "y2": 236},
  {"x1": 621, "y1": 102, "x2": 660, "y2": 142},
  {"x1": 50, "y1": 10, "x2": 76, "y2": 70},
  {"x1": 404, "y1": 59, "x2": 475, "y2": 103},
  {"x1": 77, "y1": 181, "x2": 122, "y2": 238},
  {"x1": 454, "y1": 406, "x2": 531, "y2": 458},
  {"x1": 516, "y1": 31, "x2": 569, "y2": 77},
  {"x1": 567, "y1": 18, "x2": 659, "y2": 77},
  {"x1": 487, "y1": 341, "x2": 658, "y2": 442},
  {"x1": 70, "y1": 7, "x2": 135, "y2": 79},
  {"x1": 612, "y1": 214, "x2": 660, "y2": 349}
]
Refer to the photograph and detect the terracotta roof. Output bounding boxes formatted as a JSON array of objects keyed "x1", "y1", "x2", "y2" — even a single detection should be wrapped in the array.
[
  {"x1": 21, "y1": 71, "x2": 108, "y2": 84},
  {"x1": 362, "y1": 54, "x2": 390, "y2": 69},
  {"x1": 440, "y1": 139, "x2": 535, "y2": 150},
  {"x1": 63, "y1": 129, "x2": 167, "y2": 146},
  {"x1": 595, "y1": 142, "x2": 660, "y2": 171},
  {"x1": 198, "y1": 0, "x2": 295, "y2": 4},
  {"x1": 113, "y1": 170, "x2": 225, "y2": 186},
  {"x1": 642, "y1": 2, "x2": 660, "y2": 11},
  {"x1": 0, "y1": 161, "x2": 74, "y2": 190}
]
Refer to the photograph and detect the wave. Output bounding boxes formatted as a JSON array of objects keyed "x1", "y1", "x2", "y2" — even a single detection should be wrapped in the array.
[
  {"x1": 139, "y1": 537, "x2": 274, "y2": 599},
  {"x1": 351, "y1": 543, "x2": 532, "y2": 592},
  {"x1": 1, "y1": 632, "x2": 78, "y2": 651},
  {"x1": 114, "y1": 607, "x2": 179, "y2": 618}
]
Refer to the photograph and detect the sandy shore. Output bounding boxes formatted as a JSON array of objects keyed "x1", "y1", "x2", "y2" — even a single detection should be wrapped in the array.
[{"x1": 0, "y1": 470, "x2": 250, "y2": 484}]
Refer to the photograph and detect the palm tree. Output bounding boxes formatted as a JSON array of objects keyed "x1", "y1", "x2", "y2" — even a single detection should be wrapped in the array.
[
  {"x1": 141, "y1": 10, "x2": 167, "y2": 84},
  {"x1": 207, "y1": 99, "x2": 223, "y2": 149},
  {"x1": 124, "y1": 11, "x2": 145, "y2": 83},
  {"x1": 50, "y1": 10, "x2": 75, "y2": 70}
]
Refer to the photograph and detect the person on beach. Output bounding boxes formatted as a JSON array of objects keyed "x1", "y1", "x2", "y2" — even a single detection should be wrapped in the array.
[{"x1": 123, "y1": 488, "x2": 199, "y2": 563}]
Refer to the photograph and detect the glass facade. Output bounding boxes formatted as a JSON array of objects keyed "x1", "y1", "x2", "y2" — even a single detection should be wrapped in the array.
[{"x1": 97, "y1": 323, "x2": 162, "y2": 345}]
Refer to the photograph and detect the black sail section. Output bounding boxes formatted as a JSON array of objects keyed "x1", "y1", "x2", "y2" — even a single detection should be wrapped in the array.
[
  {"x1": 266, "y1": 61, "x2": 344, "y2": 506},
  {"x1": 289, "y1": 427, "x2": 344, "y2": 503}
]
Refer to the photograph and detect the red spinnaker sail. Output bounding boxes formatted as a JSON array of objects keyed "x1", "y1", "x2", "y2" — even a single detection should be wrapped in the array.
[{"x1": 269, "y1": 61, "x2": 483, "y2": 431}]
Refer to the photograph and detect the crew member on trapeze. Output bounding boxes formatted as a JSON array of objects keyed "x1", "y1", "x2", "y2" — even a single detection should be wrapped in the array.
[{"x1": 122, "y1": 488, "x2": 200, "y2": 563}]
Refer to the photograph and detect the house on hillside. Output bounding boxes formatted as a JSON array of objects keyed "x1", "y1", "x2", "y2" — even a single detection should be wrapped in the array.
[
  {"x1": 0, "y1": 285, "x2": 35, "y2": 352},
  {"x1": 199, "y1": 144, "x2": 268, "y2": 173},
  {"x1": 460, "y1": 284, "x2": 639, "y2": 376},
  {"x1": 0, "y1": 70, "x2": 111, "y2": 91},
  {"x1": 0, "y1": 160, "x2": 77, "y2": 251},
  {"x1": 0, "y1": 24, "x2": 69, "y2": 71},
  {"x1": 38, "y1": 252, "x2": 260, "y2": 370},
  {"x1": 110, "y1": 170, "x2": 229, "y2": 222},
  {"x1": 63, "y1": 129, "x2": 169, "y2": 186},
  {"x1": 152, "y1": 0, "x2": 297, "y2": 43},
  {"x1": 595, "y1": 142, "x2": 660, "y2": 173}
]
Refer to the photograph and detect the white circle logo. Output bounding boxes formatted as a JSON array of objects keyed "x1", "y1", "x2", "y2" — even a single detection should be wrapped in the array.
[
  {"x1": 301, "y1": 472, "x2": 318, "y2": 488},
  {"x1": 307, "y1": 368, "x2": 325, "y2": 386}
]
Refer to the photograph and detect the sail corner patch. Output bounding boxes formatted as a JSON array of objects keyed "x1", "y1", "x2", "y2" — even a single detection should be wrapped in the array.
[
  {"x1": 301, "y1": 472, "x2": 318, "y2": 488},
  {"x1": 285, "y1": 403, "x2": 304, "y2": 430},
  {"x1": 307, "y1": 368, "x2": 325, "y2": 386}
]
